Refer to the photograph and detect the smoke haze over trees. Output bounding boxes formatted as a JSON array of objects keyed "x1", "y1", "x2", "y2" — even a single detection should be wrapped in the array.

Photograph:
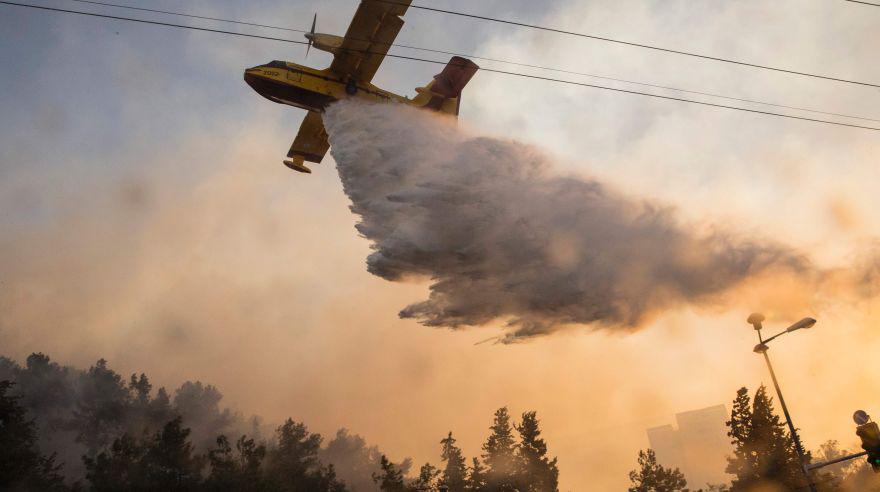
[{"x1": 0, "y1": 352, "x2": 560, "y2": 491}]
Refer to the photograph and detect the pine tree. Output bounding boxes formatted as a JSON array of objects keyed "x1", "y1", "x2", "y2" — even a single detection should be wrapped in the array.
[
  {"x1": 373, "y1": 454, "x2": 407, "y2": 491},
  {"x1": 627, "y1": 449, "x2": 688, "y2": 492},
  {"x1": 0, "y1": 380, "x2": 66, "y2": 491},
  {"x1": 265, "y1": 418, "x2": 346, "y2": 491},
  {"x1": 84, "y1": 433, "x2": 146, "y2": 491},
  {"x1": 482, "y1": 407, "x2": 518, "y2": 491},
  {"x1": 467, "y1": 457, "x2": 488, "y2": 491},
  {"x1": 205, "y1": 434, "x2": 267, "y2": 491},
  {"x1": 126, "y1": 373, "x2": 157, "y2": 437},
  {"x1": 74, "y1": 359, "x2": 132, "y2": 455},
  {"x1": 141, "y1": 416, "x2": 205, "y2": 490},
  {"x1": 440, "y1": 432, "x2": 468, "y2": 492},
  {"x1": 413, "y1": 462, "x2": 441, "y2": 490},
  {"x1": 726, "y1": 386, "x2": 808, "y2": 491},
  {"x1": 515, "y1": 411, "x2": 559, "y2": 492},
  {"x1": 173, "y1": 381, "x2": 235, "y2": 451},
  {"x1": 147, "y1": 387, "x2": 176, "y2": 432},
  {"x1": 321, "y1": 428, "x2": 393, "y2": 491},
  {"x1": 84, "y1": 417, "x2": 204, "y2": 491},
  {"x1": 311, "y1": 463, "x2": 348, "y2": 492}
]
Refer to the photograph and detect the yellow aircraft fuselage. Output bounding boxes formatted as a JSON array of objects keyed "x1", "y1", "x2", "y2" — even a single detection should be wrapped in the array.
[
  {"x1": 244, "y1": 60, "x2": 462, "y2": 115},
  {"x1": 244, "y1": 60, "x2": 404, "y2": 112}
]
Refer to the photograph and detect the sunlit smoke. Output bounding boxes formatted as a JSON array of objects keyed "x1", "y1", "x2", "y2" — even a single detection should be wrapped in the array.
[{"x1": 323, "y1": 101, "x2": 812, "y2": 342}]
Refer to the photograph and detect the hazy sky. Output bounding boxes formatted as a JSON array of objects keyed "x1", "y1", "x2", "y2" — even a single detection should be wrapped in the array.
[{"x1": 2, "y1": 0, "x2": 880, "y2": 490}]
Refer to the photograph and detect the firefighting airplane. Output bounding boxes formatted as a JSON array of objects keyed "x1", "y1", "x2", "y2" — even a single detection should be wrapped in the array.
[{"x1": 243, "y1": 0, "x2": 480, "y2": 174}]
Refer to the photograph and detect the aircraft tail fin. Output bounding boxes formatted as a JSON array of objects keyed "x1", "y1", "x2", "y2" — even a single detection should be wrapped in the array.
[
  {"x1": 433, "y1": 56, "x2": 480, "y2": 99},
  {"x1": 413, "y1": 56, "x2": 479, "y2": 116}
]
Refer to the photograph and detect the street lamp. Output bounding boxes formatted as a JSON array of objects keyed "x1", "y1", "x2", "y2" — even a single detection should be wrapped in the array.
[{"x1": 747, "y1": 313, "x2": 818, "y2": 492}]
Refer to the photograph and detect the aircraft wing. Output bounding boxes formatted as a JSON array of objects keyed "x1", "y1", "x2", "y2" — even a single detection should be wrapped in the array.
[
  {"x1": 329, "y1": 0, "x2": 412, "y2": 83},
  {"x1": 288, "y1": 111, "x2": 330, "y2": 164}
]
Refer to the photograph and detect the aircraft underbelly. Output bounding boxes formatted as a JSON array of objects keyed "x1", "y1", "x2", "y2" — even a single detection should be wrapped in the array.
[{"x1": 244, "y1": 73, "x2": 336, "y2": 112}]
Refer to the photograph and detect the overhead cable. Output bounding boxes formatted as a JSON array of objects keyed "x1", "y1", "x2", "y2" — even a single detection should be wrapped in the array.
[
  {"x1": 367, "y1": 0, "x2": 880, "y2": 89},
  {"x1": 2, "y1": 0, "x2": 878, "y2": 132},
  {"x1": 53, "y1": 0, "x2": 880, "y2": 123}
]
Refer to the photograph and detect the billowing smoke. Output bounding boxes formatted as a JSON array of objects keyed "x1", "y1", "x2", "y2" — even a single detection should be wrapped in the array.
[{"x1": 323, "y1": 100, "x2": 811, "y2": 342}]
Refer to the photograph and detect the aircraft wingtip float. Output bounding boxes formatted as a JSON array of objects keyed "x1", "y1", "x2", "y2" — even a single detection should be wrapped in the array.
[{"x1": 244, "y1": 0, "x2": 480, "y2": 174}]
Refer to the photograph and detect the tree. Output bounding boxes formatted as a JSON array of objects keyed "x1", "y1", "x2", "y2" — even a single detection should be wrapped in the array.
[
  {"x1": 143, "y1": 416, "x2": 205, "y2": 490},
  {"x1": 482, "y1": 407, "x2": 518, "y2": 491},
  {"x1": 16, "y1": 353, "x2": 77, "y2": 432},
  {"x1": 627, "y1": 449, "x2": 688, "y2": 492},
  {"x1": 205, "y1": 434, "x2": 267, "y2": 491},
  {"x1": 173, "y1": 381, "x2": 235, "y2": 452},
  {"x1": 373, "y1": 454, "x2": 407, "y2": 491},
  {"x1": 84, "y1": 433, "x2": 146, "y2": 491},
  {"x1": 320, "y1": 429, "x2": 370, "y2": 491},
  {"x1": 321, "y1": 428, "x2": 398, "y2": 491},
  {"x1": 726, "y1": 386, "x2": 808, "y2": 491},
  {"x1": 74, "y1": 359, "x2": 132, "y2": 455},
  {"x1": 467, "y1": 457, "x2": 488, "y2": 491},
  {"x1": 440, "y1": 432, "x2": 468, "y2": 492},
  {"x1": 84, "y1": 416, "x2": 204, "y2": 491},
  {"x1": 0, "y1": 380, "x2": 66, "y2": 491},
  {"x1": 147, "y1": 387, "x2": 177, "y2": 433},
  {"x1": 125, "y1": 373, "x2": 175, "y2": 440},
  {"x1": 412, "y1": 462, "x2": 441, "y2": 490},
  {"x1": 810, "y1": 440, "x2": 851, "y2": 491},
  {"x1": 515, "y1": 411, "x2": 559, "y2": 492},
  {"x1": 265, "y1": 418, "x2": 346, "y2": 491}
]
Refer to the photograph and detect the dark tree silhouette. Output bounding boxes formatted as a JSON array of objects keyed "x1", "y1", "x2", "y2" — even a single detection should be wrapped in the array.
[
  {"x1": 0, "y1": 380, "x2": 66, "y2": 491},
  {"x1": 467, "y1": 457, "x2": 488, "y2": 491},
  {"x1": 412, "y1": 462, "x2": 441, "y2": 490},
  {"x1": 515, "y1": 411, "x2": 559, "y2": 492},
  {"x1": 173, "y1": 381, "x2": 235, "y2": 452},
  {"x1": 15, "y1": 354, "x2": 77, "y2": 434},
  {"x1": 73, "y1": 359, "x2": 131, "y2": 456},
  {"x1": 2, "y1": 352, "x2": 571, "y2": 492},
  {"x1": 143, "y1": 417, "x2": 205, "y2": 490},
  {"x1": 440, "y1": 431, "x2": 468, "y2": 491},
  {"x1": 205, "y1": 434, "x2": 266, "y2": 491},
  {"x1": 265, "y1": 418, "x2": 346, "y2": 491},
  {"x1": 321, "y1": 428, "x2": 404, "y2": 491},
  {"x1": 482, "y1": 407, "x2": 518, "y2": 491},
  {"x1": 373, "y1": 454, "x2": 407, "y2": 491},
  {"x1": 627, "y1": 448, "x2": 688, "y2": 492},
  {"x1": 726, "y1": 386, "x2": 809, "y2": 491},
  {"x1": 84, "y1": 416, "x2": 204, "y2": 491},
  {"x1": 83, "y1": 433, "x2": 144, "y2": 491}
]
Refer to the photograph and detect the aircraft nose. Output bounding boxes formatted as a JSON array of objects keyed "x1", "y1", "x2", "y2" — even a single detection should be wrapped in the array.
[
  {"x1": 243, "y1": 69, "x2": 261, "y2": 90},
  {"x1": 244, "y1": 66, "x2": 264, "y2": 81}
]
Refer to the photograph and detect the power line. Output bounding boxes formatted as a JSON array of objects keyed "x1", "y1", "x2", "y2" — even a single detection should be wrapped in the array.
[
  {"x1": 0, "y1": 1, "x2": 311, "y2": 45},
  {"x1": 844, "y1": 0, "x2": 880, "y2": 6},
  {"x1": 52, "y1": 0, "x2": 880, "y2": 123},
  {"x1": 368, "y1": 0, "x2": 880, "y2": 89},
  {"x1": 2, "y1": 0, "x2": 879, "y2": 132},
  {"x1": 68, "y1": 0, "x2": 310, "y2": 33},
  {"x1": 474, "y1": 64, "x2": 880, "y2": 131}
]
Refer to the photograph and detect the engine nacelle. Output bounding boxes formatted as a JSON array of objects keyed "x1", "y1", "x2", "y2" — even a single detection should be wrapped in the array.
[{"x1": 307, "y1": 32, "x2": 345, "y2": 55}]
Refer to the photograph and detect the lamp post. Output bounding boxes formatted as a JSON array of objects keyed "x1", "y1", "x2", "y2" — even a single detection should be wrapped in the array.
[{"x1": 747, "y1": 313, "x2": 817, "y2": 492}]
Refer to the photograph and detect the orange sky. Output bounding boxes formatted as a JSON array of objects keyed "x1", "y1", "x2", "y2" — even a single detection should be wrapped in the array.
[{"x1": 2, "y1": 0, "x2": 880, "y2": 490}]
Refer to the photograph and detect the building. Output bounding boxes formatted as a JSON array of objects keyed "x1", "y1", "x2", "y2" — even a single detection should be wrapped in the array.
[{"x1": 647, "y1": 404, "x2": 732, "y2": 489}]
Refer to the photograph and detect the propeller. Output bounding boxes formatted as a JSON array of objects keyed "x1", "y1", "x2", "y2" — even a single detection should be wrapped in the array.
[{"x1": 305, "y1": 13, "x2": 316, "y2": 58}]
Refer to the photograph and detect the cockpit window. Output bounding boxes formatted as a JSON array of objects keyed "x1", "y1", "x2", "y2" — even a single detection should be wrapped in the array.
[{"x1": 265, "y1": 60, "x2": 287, "y2": 69}]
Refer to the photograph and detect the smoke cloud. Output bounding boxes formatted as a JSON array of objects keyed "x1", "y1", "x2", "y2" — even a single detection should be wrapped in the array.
[{"x1": 323, "y1": 101, "x2": 812, "y2": 341}]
